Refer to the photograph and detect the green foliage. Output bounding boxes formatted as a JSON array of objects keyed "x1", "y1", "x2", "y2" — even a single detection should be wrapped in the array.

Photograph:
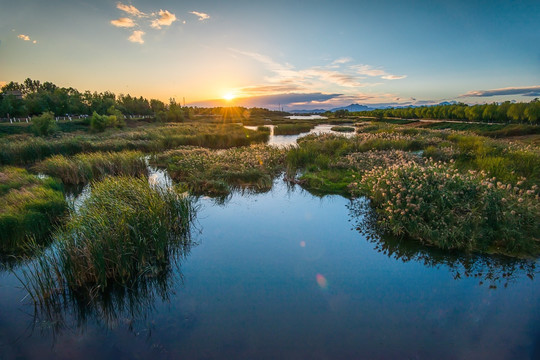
[
  {"x1": 154, "y1": 145, "x2": 286, "y2": 196},
  {"x1": 0, "y1": 167, "x2": 67, "y2": 252},
  {"x1": 90, "y1": 111, "x2": 108, "y2": 132},
  {"x1": 273, "y1": 123, "x2": 315, "y2": 135},
  {"x1": 22, "y1": 176, "x2": 194, "y2": 303},
  {"x1": 357, "y1": 100, "x2": 540, "y2": 124},
  {"x1": 355, "y1": 160, "x2": 540, "y2": 255},
  {"x1": 330, "y1": 126, "x2": 355, "y2": 132},
  {"x1": 35, "y1": 150, "x2": 148, "y2": 184},
  {"x1": 31, "y1": 111, "x2": 58, "y2": 136}
]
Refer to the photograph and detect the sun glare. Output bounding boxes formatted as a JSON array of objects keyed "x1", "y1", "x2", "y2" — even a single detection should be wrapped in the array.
[{"x1": 223, "y1": 93, "x2": 235, "y2": 101}]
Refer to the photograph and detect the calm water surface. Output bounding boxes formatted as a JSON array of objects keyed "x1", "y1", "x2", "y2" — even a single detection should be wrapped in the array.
[
  {"x1": 245, "y1": 124, "x2": 354, "y2": 147},
  {"x1": 0, "y1": 179, "x2": 539, "y2": 359}
]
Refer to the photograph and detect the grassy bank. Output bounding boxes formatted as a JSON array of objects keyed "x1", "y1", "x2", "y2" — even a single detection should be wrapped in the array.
[
  {"x1": 35, "y1": 150, "x2": 147, "y2": 184},
  {"x1": 0, "y1": 167, "x2": 67, "y2": 252},
  {"x1": 0, "y1": 122, "x2": 270, "y2": 166},
  {"x1": 154, "y1": 144, "x2": 286, "y2": 196},
  {"x1": 22, "y1": 176, "x2": 194, "y2": 305}
]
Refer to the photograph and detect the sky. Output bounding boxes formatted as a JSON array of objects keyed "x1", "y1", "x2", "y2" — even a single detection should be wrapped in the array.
[{"x1": 0, "y1": 0, "x2": 539, "y2": 110}]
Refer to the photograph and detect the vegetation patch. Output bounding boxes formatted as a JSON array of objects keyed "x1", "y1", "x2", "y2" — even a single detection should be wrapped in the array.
[
  {"x1": 330, "y1": 126, "x2": 355, "y2": 132},
  {"x1": 154, "y1": 145, "x2": 286, "y2": 196},
  {"x1": 0, "y1": 167, "x2": 67, "y2": 253},
  {"x1": 273, "y1": 123, "x2": 315, "y2": 135},
  {"x1": 22, "y1": 176, "x2": 194, "y2": 305},
  {"x1": 35, "y1": 150, "x2": 147, "y2": 184},
  {"x1": 353, "y1": 160, "x2": 540, "y2": 255}
]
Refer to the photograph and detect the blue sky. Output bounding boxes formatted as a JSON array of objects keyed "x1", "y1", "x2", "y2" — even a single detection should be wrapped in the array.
[{"x1": 0, "y1": 0, "x2": 539, "y2": 109}]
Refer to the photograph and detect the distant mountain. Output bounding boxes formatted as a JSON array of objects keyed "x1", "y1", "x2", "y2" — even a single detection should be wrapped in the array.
[
  {"x1": 289, "y1": 108, "x2": 327, "y2": 114},
  {"x1": 290, "y1": 103, "x2": 374, "y2": 113},
  {"x1": 330, "y1": 103, "x2": 373, "y2": 112}
]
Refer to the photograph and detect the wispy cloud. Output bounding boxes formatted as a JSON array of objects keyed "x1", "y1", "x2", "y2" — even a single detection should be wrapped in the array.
[
  {"x1": 151, "y1": 10, "x2": 177, "y2": 29},
  {"x1": 331, "y1": 57, "x2": 353, "y2": 65},
  {"x1": 117, "y1": 2, "x2": 146, "y2": 17},
  {"x1": 460, "y1": 85, "x2": 540, "y2": 97},
  {"x1": 353, "y1": 65, "x2": 406, "y2": 80},
  {"x1": 111, "y1": 17, "x2": 136, "y2": 28},
  {"x1": 128, "y1": 30, "x2": 145, "y2": 44},
  {"x1": 190, "y1": 11, "x2": 210, "y2": 21}
]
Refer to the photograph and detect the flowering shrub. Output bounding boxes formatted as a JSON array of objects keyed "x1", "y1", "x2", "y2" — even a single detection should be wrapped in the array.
[{"x1": 353, "y1": 160, "x2": 540, "y2": 255}]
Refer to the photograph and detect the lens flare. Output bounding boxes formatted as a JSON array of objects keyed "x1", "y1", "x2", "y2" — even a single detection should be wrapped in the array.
[{"x1": 316, "y1": 274, "x2": 328, "y2": 289}]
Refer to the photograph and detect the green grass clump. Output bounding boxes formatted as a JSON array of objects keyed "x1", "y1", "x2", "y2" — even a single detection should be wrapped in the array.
[
  {"x1": 0, "y1": 167, "x2": 67, "y2": 252},
  {"x1": 35, "y1": 150, "x2": 148, "y2": 184},
  {"x1": 273, "y1": 123, "x2": 315, "y2": 135},
  {"x1": 22, "y1": 176, "x2": 194, "y2": 304},
  {"x1": 154, "y1": 145, "x2": 286, "y2": 196},
  {"x1": 354, "y1": 160, "x2": 540, "y2": 256}
]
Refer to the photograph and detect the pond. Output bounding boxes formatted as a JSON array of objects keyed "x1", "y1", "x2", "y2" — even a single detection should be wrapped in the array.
[
  {"x1": 0, "y1": 178, "x2": 538, "y2": 359},
  {"x1": 245, "y1": 124, "x2": 355, "y2": 147}
]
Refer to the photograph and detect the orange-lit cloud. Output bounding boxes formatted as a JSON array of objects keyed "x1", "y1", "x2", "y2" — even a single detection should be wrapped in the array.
[
  {"x1": 117, "y1": 2, "x2": 145, "y2": 17},
  {"x1": 190, "y1": 11, "x2": 210, "y2": 21},
  {"x1": 18, "y1": 34, "x2": 30, "y2": 41},
  {"x1": 111, "y1": 17, "x2": 136, "y2": 28},
  {"x1": 128, "y1": 30, "x2": 145, "y2": 44},
  {"x1": 150, "y1": 10, "x2": 177, "y2": 29}
]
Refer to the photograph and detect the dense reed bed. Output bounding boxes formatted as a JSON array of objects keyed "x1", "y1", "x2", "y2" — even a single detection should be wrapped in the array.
[
  {"x1": 0, "y1": 167, "x2": 67, "y2": 252},
  {"x1": 273, "y1": 123, "x2": 315, "y2": 135},
  {"x1": 154, "y1": 144, "x2": 287, "y2": 196},
  {"x1": 35, "y1": 150, "x2": 147, "y2": 184},
  {"x1": 22, "y1": 176, "x2": 195, "y2": 305}
]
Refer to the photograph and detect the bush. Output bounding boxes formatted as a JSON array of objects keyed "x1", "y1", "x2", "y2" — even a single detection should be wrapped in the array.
[
  {"x1": 90, "y1": 111, "x2": 108, "y2": 132},
  {"x1": 31, "y1": 111, "x2": 58, "y2": 136},
  {"x1": 354, "y1": 160, "x2": 540, "y2": 255}
]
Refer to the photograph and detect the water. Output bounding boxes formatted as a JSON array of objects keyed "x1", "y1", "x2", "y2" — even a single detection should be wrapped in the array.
[
  {"x1": 0, "y1": 179, "x2": 538, "y2": 359},
  {"x1": 285, "y1": 115, "x2": 328, "y2": 120},
  {"x1": 245, "y1": 124, "x2": 355, "y2": 147}
]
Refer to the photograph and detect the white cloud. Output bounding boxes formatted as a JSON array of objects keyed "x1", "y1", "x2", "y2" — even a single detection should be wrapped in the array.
[
  {"x1": 111, "y1": 17, "x2": 136, "y2": 28},
  {"x1": 190, "y1": 11, "x2": 210, "y2": 21},
  {"x1": 17, "y1": 34, "x2": 30, "y2": 41},
  {"x1": 117, "y1": 2, "x2": 145, "y2": 17},
  {"x1": 353, "y1": 64, "x2": 406, "y2": 80},
  {"x1": 150, "y1": 9, "x2": 176, "y2": 29},
  {"x1": 128, "y1": 30, "x2": 145, "y2": 44}
]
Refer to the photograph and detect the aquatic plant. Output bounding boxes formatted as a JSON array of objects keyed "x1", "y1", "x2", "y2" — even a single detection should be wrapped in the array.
[
  {"x1": 0, "y1": 167, "x2": 67, "y2": 252},
  {"x1": 35, "y1": 150, "x2": 148, "y2": 184},
  {"x1": 155, "y1": 144, "x2": 286, "y2": 196},
  {"x1": 273, "y1": 123, "x2": 315, "y2": 135},
  {"x1": 22, "y1": 176, "x2": 195, "y2": 305}
]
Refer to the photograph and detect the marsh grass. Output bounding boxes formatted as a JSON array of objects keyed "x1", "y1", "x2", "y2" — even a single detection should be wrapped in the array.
[
  {"x1": 35, "y1": 150, "x2": 148, "y2": 184},
  {"x1": 21, "y1": 176, "x2": 195, "y2": 306},
  {"x1": 273, "y1": 123, "x2": 315, "y2": 135},
  {"x1": 0, "y1": 167, "x2": 67, "y2": 252},
  {"x1": 154, "y1": 145, "x2": 286, "y2": 196},
  {"x1": 0, "y1": 122, "x2": 270, "y2": 165}
]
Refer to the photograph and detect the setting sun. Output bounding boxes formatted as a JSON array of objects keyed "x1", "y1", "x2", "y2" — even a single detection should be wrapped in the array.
[{"x1": 223, "y1": 93, "x2": 235, "y2": 101}]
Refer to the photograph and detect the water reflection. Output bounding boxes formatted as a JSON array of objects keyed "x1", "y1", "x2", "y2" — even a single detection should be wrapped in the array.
[
  {"x1": 348, "y1": 198, "x2": 538, "y2": 288},
  {"x1": 22, "y1": 238, "x2": 195, "y2": 341}
]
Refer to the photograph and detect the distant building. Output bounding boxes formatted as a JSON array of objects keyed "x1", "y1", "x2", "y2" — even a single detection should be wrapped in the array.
[{"x1": 1, "y1": 90, "x2": 23, "y2": 100}]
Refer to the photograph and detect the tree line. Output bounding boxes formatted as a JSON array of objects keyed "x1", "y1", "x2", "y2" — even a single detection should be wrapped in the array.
[
  {"x1": 0, "y1": 78, "x2": 191, "y2": 120},
  {"x1": 357, "y1": 100, "x2": 540, "y2": 124}
]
